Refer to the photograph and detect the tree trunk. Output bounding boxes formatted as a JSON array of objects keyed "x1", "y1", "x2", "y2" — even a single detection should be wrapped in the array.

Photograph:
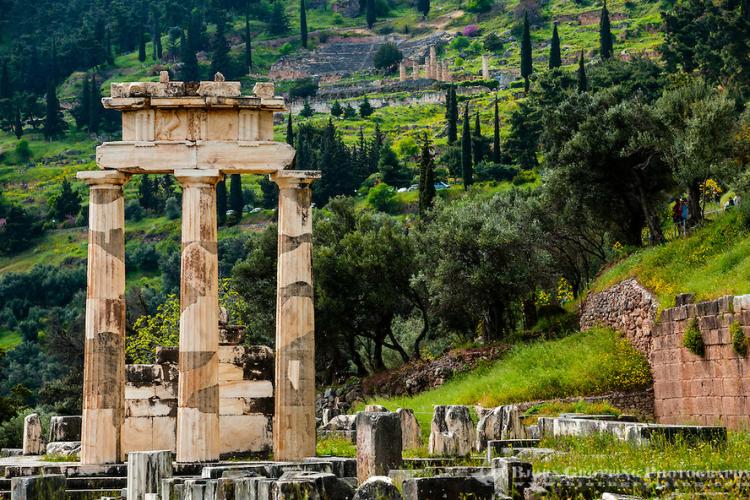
[
  {"x1": 688, "y1": 181, "x2": 702, "y2": 226},
  {"x1": 412, "y1": 297, "x2": 430, "y2": 360},
  {"x1": 633, "y1": 170, "x2": 665, "y2": 245}
]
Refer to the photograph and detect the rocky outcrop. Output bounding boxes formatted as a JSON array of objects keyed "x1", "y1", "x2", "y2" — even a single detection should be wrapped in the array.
[{"x1": 580, "y1": 278, "x2": 657, "y2": 356}]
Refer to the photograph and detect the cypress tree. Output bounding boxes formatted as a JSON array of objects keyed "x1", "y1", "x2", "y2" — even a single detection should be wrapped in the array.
[
  {"x1": 14, "y1": 103, "x2": 22, "y2": 139},
  {"x1": 244, "y1": 13, "x2": 253, "y2": 72},
  {"x1": 447, "y1": 86, "x2": 458, "y2": 144},
  {"x1": 269, "y1": 2, "x2": 290, "y2": 35},
  {"x1": 473, "y1": 111, "x2": 483, "y2": 165},
  {"x1": 577, "y1": 50, "x2": 588, "y2": 92},
  {"x1": 181, "y1": 27, "x2": 200, "y2": 81},
  {"x1": 44, "y1": 80, "x2": 65, "y2": 140},
  {"x1": 286, "y1": 113, "x2": 294, "y2": 145},
  {"x1": 520, "y1": 12, "x2": 533, "y2": 92},
  {"x1": 139, "y1": 175, "x2": 156, "y2": 210},
  {"x1": 599, "y1": 1, "x2": 613, "y2": 59},
  {"x1": 300, "y1": 0, "x2": 308, "y2": 48},
  {"x1": 0, "y1": 60, "x2": 10, "y2": 99},
  {"x1": 138, "y1": 23, "x2": 147, "y2": 62},
  {"x1": 216, "y1": 180, "x2": 227, "y2": 225},
  {"x1": 89, "y1": 75, "x2": 101, "y2": 133},
  {"x1": 418, "y1": 133, "x2": 436, "y2": 214},
  {"x1": 461, "y1": 104, "x2": 473, "y2": 189},
  {"x1": 152, "y1": 9, "x2": 160, "y2": 61},
  {"x1": 417, "y1": 0, "x2": 430, "y2": 18},
  {"x1": 366, "y1": 0, "x2": 376, "y2": 29},
  {"x1": 492, "y1": 97, "x2": 501, "y2": 163},
  {"x1": 230, "y1": 174, "x2": 244, "y2": 215},
  {"x1": 211, "y1": 19, "x2": 231, "y2": 77},
  {"x1": 549, "y1": 23, "x2": 561, "y2": 69},
  {"x1": 76, "y1": 75, "x2": 91, "y2": 129}
]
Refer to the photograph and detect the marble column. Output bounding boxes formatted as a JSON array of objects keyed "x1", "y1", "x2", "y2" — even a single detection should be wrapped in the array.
[
  {"x1": 271, "y1": 171, "x2": 319, "y2": 461},
  {"x1": 412, "y1": 60, "x2": 419, "y2": 80},
  {"x1": 174, "y1": 169, "x2": 223, "y2": 463},
  {"x1": 77, "y1": 170, "x2": 130, "y2": 465},
  {"x1": 482, "y1": 55, "x2": 490, "y2": 79},
  {"x1": 429, "y1": 46, "x2": 437, "y2": 79},
  {"x1": 399, "y1": 63, "x2": 407, "y2": 82}
]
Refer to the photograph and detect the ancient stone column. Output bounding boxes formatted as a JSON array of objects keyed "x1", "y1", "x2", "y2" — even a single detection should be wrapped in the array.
[
  {"x1": 443, "y1": 60, "x2": 451, "y2": 82},
  {"x1": 399, "y1": 62, "x2": 407, "y2": 82},
  {"x1": 77, "y1": 170, "x2": 130, "y2": 465},
  {"x1": 22, "y1": 413, "x2": 44, "y2": 455},
  {"x1": 482, "y1": 55, "x2": 490, "y2": 79},
  {"x1": 436, "y1": 61, "x2": 443, "y2": 82},
  {"x1": 430, "y1": 46, "x2": 437, "y2": 79},
  {"x1": 412, "y1": 60, "x2": 419, "y2": 80},
  {"x1": 175, "y1": 169, "x2": 223, "y2": 463},
  {"x1": 272, "y1": 171, "x2": 318, "y2": 461}
]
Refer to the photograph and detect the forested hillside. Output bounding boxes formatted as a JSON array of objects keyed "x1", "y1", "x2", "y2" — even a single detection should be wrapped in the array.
[{"x1": 0, "y1": 0, "x2": 750, "y2": 445}]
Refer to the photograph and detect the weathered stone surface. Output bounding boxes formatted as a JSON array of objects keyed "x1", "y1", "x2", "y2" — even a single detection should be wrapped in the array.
[
  {"x1": 530, "y1": 472, "x2": 647, "y2": 498},
  {"x1": 49, "y1": 416, "x2": 82, "y2": 442},
  {"x1": 253, "y1": 82, "x2": 276, "y2": 99},
  {"x1": 354, "y1": 476, "x2": 403, "y2": 500},
  {"x1": 364, "y1": 405, "x2": 387, "y2": 412},
  {"x1": 22, "y1": 414, "x2": 45, "y2": 455},
  {"x1": 402, "y1": 476, "x2": 494, "y2": 500},
  {"x1": 492, "y1": 458, "x2": 533, "y2": 499},
  {"x1": 10, "y1": 474, "x2": 66, "y2": 500},
  {"x1": 127, "y1": 450, "x2": 173, "y2": 500},
  {"x1": 579, "y1": 278, "x2": 657, "y2": 357},
  {"x1": 475, "y1": 405, "x2": 527, "y2": 452},
  {"x1": 429, "y1": 406, "x2": 474, "y2": 457},
  {"x1": 0, "y1": 448, "x2": 22, "y2": 457},
  {"x1": 356, "y1": 412, "x2": 403, "y2": 482},
  {"x1": 45, "y1": 441, "x2": 81, "y2": 456},
  {"x1": 396, "y1": 408, "x2": 421, "y2": 450}
]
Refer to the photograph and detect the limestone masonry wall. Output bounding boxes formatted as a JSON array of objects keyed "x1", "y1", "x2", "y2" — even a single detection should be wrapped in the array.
[
  {"x1": 580, "y1": 278, "x2": 657, "y2": 357},
  {"x1": 581, "y1": 278, "x2": 750, "y2": 429},
  {"x1": 124, "y1": 331, "x2": 274, "y2": 458}
]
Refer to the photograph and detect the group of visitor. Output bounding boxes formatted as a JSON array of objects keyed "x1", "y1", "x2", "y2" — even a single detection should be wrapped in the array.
[{"x1": 672, "y1": 197, "x2": 690, "y2": 237}]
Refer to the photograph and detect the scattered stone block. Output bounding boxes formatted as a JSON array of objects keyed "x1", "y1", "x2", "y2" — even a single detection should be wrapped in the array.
[
  {"x1": 396, "y1": 408, "x2": 421, "y2": 450},
  {"x1": 354, "y1": 476, "x2": 403, "y2": 499},
  {"x1": 45, "y1": 441, "x2": 81, "y2": 456},
  {"x1": 355, "y1": 412, "x2": 403, "y2": 482},
  {"x1": 429, "y1": 405, "x2": 474, "y2": 457},
  {"x1": 476, "y1": 405, "x2": 527, "y2": 452},
  {"x1": 1, "y1": 448, "x2": 22, "y2": 457},
  {"x1": 10, "y1": 474, "x2": 66, "y2": 500},
  {"x1": 127, "y1": 450, "x2": 173, "y2": 500},
  {"x1": 253, "y1": 82, "x2": 276, "y2": 99},
  {"x1": 492, "y1": 458, "x2": 533, "y2": 499},
  {"x1": 401, "y1": 476, "x2": 494, "y2": 500},
  {"x1": 530, "y1": 472, "x2": 647, "y2": 498},
  {"x1": 48, "y1": 416, "x2": 82, "y2": 442},
  {"x1": 364, "y1": 404, "x2": 387, "y2": 412},
  {"x1": 22, "y1": 413, "x2": 45, "y2": 455}
]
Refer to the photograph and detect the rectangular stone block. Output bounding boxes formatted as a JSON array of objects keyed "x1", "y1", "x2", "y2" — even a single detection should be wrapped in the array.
[
  {"x1": 356, "y1": 412, "x2": 403, "y2": 482},
  {"x1": 402, "y1": 477, "x2": 494, "y2": 500},
  {"x1": 219, "y1": 415, "x2": 271, "y2": 454},
  {"x1": 220, "y1": 380, "x2": 273, "y2": 399},
  {"x1": 219, "y1": 363, "x2": 244, "y2": 384},
  {"x1": 11, "y1": 474, "x2": 66, "y2": 500},
  {"x1": 493, "y1": 458, "x2": 533, "y2": 499}
]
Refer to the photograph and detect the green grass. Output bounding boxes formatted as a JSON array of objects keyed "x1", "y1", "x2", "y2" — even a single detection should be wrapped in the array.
[
  {"x1": 41, "y1": 453, "x2": 79, "y2": 462},
  {"x1": 316, "y1": 435, "x2": 356, "y2": 457},
  {"x1": 535, "y1": 432, "x2": 750, "y2": 475},
  {"x1": 362, "y1": 328, "x2": 652, "y2": 433},
  {"x1": 0, "y1": 330, "x2": 22, "y2": 350},
  {"x1": 594, "y1": 211, "x2": 750, "y2": 309}
]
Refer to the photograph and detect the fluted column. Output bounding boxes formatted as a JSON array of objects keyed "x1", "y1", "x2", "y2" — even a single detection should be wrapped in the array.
[
  {"x1": 272, "y1": 171, "x2": 319, "y2": 461},
  {"x1": 77, "y1": 170, "x2": 130, "y2": 465},
  {"x1": 174, "y1": 169, "x2": 223, "y2": 463}
]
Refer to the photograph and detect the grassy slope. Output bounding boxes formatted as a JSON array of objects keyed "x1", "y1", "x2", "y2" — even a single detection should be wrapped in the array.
[
  {"x1": 593, "y1": 211, "x2": 750, "y2": 309},
  {"x1": 362, "y1": 327, "x2": 652, "y2": 433}
]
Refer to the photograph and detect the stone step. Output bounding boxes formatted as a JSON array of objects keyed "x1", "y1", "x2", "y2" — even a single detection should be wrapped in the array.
[
  {"x1": 66, "y1": 489, "x2": 123, "y2": 500},
  {"x1": 65, "y1": 476, "x2": 127, "y2": 489}
]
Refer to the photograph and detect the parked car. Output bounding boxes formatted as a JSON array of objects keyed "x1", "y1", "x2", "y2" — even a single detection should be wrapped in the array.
[{"x1": 435, "y1": 182, "x2": 450, "y2": 190}]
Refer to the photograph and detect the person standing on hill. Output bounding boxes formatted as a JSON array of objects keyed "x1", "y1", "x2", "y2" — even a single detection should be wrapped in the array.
[
  {"x1": 672, "y1": 198, "x2": 682, "y2": 238},
  {"x1": 681, "y1": 197, "x2": 689, "y2": 236}
]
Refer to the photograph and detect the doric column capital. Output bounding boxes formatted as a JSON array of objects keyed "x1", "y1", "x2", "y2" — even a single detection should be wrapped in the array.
[
  {"x1": 270, "y1": 170, "x2": 321, "y2": 190},
  {"x1": 174, "y1": 169, "x2": 223, "y2": 187},
  {"x1": 77, "y1": 170, "x2": 131, "y2": 188}
]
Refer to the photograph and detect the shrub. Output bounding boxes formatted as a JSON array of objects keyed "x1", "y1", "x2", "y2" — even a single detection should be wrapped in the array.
[
  {"x1": 373, "y1": 42, "x2": 403, "y2": 73},
  {"x1": 359, "y1": 97, "x2": 374, "y2": 118},
  {"x1": 15, "y1": 140, "x2": 31, "y2": 162},
  {"x1": 476, "y1": 161, "x2": 518, "y2": 182},
  {"x1": 330, "y1": 100, "x2": 343, "y2": 117},
  {"x1": 279, "y1": 42, "x2": 294, "y2": 56},
  {"x1": 512, "y1": 169, "x2": 537, "y2": 185},
  {"x1": 451, "y1": 36, "x2": 470, "y2": 51},
  {"x1": 332, "y1": 13, "x2": 343, "y2": 25},
  {"x1": 289, "y1": 78, "x2": 319, "y2": 99},
  {"x1": 731, "y1": 321, "x2": 747, "y2": 356},
  {"x1": 484, "y1": 33, "x2": 504, "y2": 52},
  {"x1": 300, "y1": 100, "x2": 314, "y2": 118},
  {"x1": 467, "y1": 0, "x2": 494, "y2": 13},
  {"x1": 342, "y1": 104, "x2": 357, "y2": 119},
  {"x1": 165, "y1": 197, "x2": 180, "y2": 220},
  {"x1": 463, "y1": 24, "x2": 480, "y2": 37},
  {"x1": 125, "y1": 200, "x2": 144, "y2": 222},
  {"x1": 683, "y1": 319, "x2": 705, "y2": 356},
  {"x1": 366, "y1": 183, "x2": 399, "y2": 213}
]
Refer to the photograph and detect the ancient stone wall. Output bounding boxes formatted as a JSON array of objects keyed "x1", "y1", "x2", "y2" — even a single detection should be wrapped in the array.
[
  {"x1": 580, "y1": 278, "x2": 657, "y2": 357},
  {"x1": 653, "y1": 295, "x2": 750, "y2": 429},
  {"x1": 123, "y1": 333, "x2": 274, "y2": 458},
  {"x1": 581, "y1": 277, "x2": 750, "y2": 429}
]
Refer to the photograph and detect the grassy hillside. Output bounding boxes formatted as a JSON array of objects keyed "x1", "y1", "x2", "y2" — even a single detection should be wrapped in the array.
[
  {"x1": 361, "y1": 327, "x2": 652, "y2": 432},
  {"x1": 593, "y1": 211, "x2": 750, "y2": 309}
]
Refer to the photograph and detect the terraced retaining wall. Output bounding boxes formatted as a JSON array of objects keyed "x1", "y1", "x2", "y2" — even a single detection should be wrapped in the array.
[{"x1": 581, "y1": 280, "x2": 750, "y2": 429}]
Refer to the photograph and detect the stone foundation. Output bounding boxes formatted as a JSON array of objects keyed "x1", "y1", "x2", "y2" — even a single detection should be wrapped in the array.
[{"x1": 124, "y1": 338, "x2": 274, "y2": 458}]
